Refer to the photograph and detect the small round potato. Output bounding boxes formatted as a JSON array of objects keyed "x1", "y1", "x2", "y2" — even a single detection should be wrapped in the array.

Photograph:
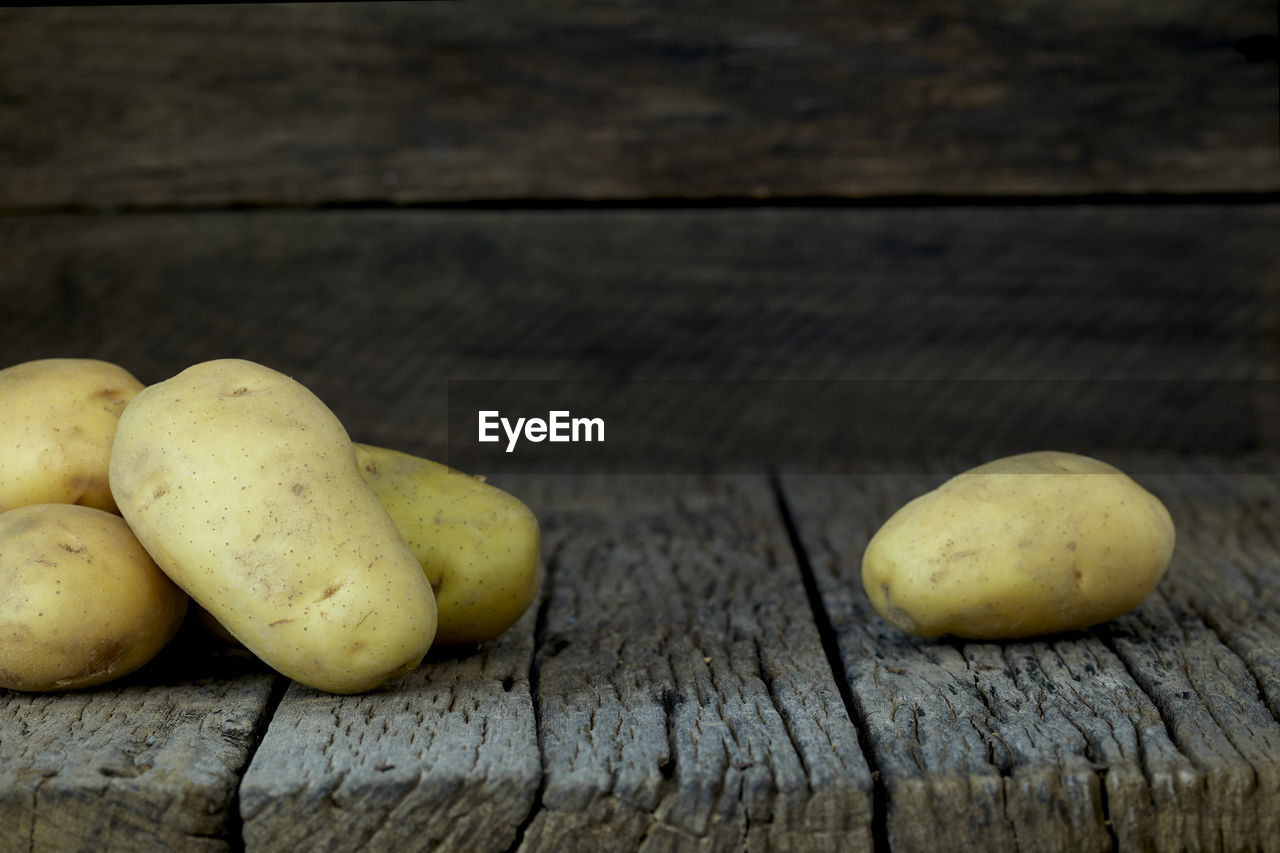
[
  {"x1": 354, "y1": 443, "x2": 541, "y2": 645},
  {"x1": 862, "y1": 451, "x2": 1175, "y2": 639},
  {"x1": 0, "y1": 358, "x2": 145, "y2": 514},
  {"x1": 0, "y1": 503, "x2": 188, "y2": 691}
]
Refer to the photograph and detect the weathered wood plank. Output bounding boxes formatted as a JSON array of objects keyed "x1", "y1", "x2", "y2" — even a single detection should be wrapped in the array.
[
  {"x1": 1101, "y1": 459, "x2": 1280, "y2": 852},
  {"x1": 510, "y1": 474, "x2": 872, "y2": 851},
  {"x1": 2, "y1": 206, "x2": 1276, "y2": 461},
  {"x1": 0, "y1": 631, "x2": 278, "y2": 853},
  {"x1": 0, "y1": 2, "x2": 1275, "y2": 208},
  {"x1": 779, "y1": 462, "x2": 1280, "y2": 852},
  {"x1": 238, "y1": 589, "x2": 540, "y2": 853},
  {"x1": 1170, "y1": 460, "x2": 1280, "y2": 720}
]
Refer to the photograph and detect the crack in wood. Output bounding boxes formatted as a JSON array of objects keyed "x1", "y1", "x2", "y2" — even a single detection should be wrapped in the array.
[
  {"x1": 751, "y1": 635, "x2": 808, "y2": 787},
  {"x1": 27, "y1": 775, "x2": 43, "y2": 853},
  {"x1": 504, "y1": 542, "x2": 556, "y2": 853},
  {"x1": 1094, "y1": 764, "x2": 1120, "y2": 853},
  {"x1": 770, "y1": 471, "x2": 889, "y2": 853}
]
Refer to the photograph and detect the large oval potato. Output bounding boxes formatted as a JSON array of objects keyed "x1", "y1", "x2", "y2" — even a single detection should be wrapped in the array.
[
  {"x1": 0, "y1": 358, "x2": 144, "y2": 514},
  {"x1": 862, "y1": 451, "x2": 1175, "y2": 639},
  {"x1": 354, "y1": 443, "x2": 540, "y2": 645},
  {"x1": 0, "y1": 503, "x2": 188, "y2": 691},
  {"x1": 109, "y1": 359, "x2": 437, "y2": 693}
]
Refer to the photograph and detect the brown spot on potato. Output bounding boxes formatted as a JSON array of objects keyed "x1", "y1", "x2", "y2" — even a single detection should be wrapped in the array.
[
  {"x1": 84, "y1": 640, "x2": 124, "y2": 678},
  {"x1": 93, "y1": 387, "x2": 132, "y2": 412},
  {"x1": 152, "y1": 486, "x2": 169, "y2": 500},
  {"x1": 878, "y1": 583, "x2": 919, "y2": 633},
  {"x1": 291, "y1": 483, "x2": 308, "y2": 496},
  {"x1": 362, "y1": 459, "x2": 379, "y2": 475},
  {"x1": 228, "y1": 387, "x2": 250, "y2": 396},
  {"x1": 268, "y1": 618, "x2": 295, "y2": 627},
  {"x1": 317, "y1": 582, "x2": 343, "y2": 601}
]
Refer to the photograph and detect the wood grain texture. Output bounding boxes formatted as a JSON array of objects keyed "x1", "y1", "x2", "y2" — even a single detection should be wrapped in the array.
[
  {"x1": 778, "y1": 462, "x2": 1280, "y2": 852},
  {"x1": 0, "y1": 637, "x2": 278, "y2": 853},
  {"x1": 0, "y1": 1, "x2": 1275, "y2": 208},
  {"x1": 510, "y1": 474, "x2": 872, "y2": 851},
  {"x1": 238, "y1": 602, "x2": 540, "y2": 853},
  {"x1": 1171, "y1": 460, "x2": 1280, "y2": 721},
  {"x1": 1, "y1": 206, "x2": 1276, "y2": 461},
  {"x1": 1102, "y1": 459, "x2": 1280, "y2": 852}
]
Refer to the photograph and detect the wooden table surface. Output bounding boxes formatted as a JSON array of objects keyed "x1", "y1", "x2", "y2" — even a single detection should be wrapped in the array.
[
  {"x1": 1, "y1": 458, "x2": 1278, "y2": 852},
  {"x1": 2, "y1": 3, "x2": 1278, "y2": 850}
]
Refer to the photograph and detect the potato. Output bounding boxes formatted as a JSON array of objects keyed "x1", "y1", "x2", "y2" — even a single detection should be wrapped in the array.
[
  {"x1": 0, "y1": 358, "x2": 144, "y2": 514},
  {"x1": 862, "y1": 451, "x2": 1175, "y2": 639},
  {"x1": 0, "y1": 503, "x2": 188, "y2": 691},
  {"x1": 354, "y1": 443, "x2": 540, "y2": 645},
  {"x1": 109, "y1": 359, "x2": 437, "y2": 694}
]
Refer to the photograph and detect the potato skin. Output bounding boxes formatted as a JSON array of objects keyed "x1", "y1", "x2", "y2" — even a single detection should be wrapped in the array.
[
  {"x1": 0, "y1": 358, "x2": 144, "y2": 514},
  {"x1": 0, "y1": 504, "x2": 188, "y2": 691},
  {"x1": 109, "y1": 359, "x2": 437, "y2": 694},
  {"x1": 862, "y1": 451, "x2": 1175, "y2": 639},
  {"x1": 354, "y1": 443, "x2": 541, "y2": 645}
]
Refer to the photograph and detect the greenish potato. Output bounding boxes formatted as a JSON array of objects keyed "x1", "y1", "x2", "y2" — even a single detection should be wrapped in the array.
[
  {"x1": 0, "y1": 358, "x2": 144, "y2": 514},
  {"x1": 354, "y1": 443, "x2": 541, "y2": 645},
  {"x1": 109, "y1": 359, "x2": 437, "y2": 694},
  {"x1": 862, "y1": 451, "x2": 1175, "y2": 639},
  {"x1": 0, "y1": 503, "x2": 188, "y2": 691}
]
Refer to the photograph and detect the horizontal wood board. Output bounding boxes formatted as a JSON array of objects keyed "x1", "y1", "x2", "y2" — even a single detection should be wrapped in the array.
[
  {"x1": 0, "y1": 2, "x2": 1275, "y2": 208},
  {"x1": 2, "y1": 205, "x2": 1278, "y2": 463}
]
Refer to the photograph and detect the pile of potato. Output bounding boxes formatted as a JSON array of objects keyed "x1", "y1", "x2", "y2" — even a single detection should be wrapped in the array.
[
  {"x1": 0, "y1": 358, "x2": 541, "y2": 694},
  {"x1": 1, "y1": 357, "x2": 1179, "y2": 695}
]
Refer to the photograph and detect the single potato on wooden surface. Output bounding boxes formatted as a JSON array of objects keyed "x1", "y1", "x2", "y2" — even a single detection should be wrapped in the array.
[
  {"x1": 0, "y1": 358, "x2": 144, "y2": 514},
  {"x1": 862, "y1": 451, "x2": 1175, "y2": 639},
  {"x1": 354, "y1": 443, "x2": 541, "y2": 645},
  {"x1": 109, "y1": 359, "x2": 437, "y2": 694},
  {"x1": 0, "y1": 504, "x2": 188, "y2": 692}
]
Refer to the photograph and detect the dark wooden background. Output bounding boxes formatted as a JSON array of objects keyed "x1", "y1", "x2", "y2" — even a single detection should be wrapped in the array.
[{"x1": 1, "y1": 2, "x2": 1278, "y2": 456}]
